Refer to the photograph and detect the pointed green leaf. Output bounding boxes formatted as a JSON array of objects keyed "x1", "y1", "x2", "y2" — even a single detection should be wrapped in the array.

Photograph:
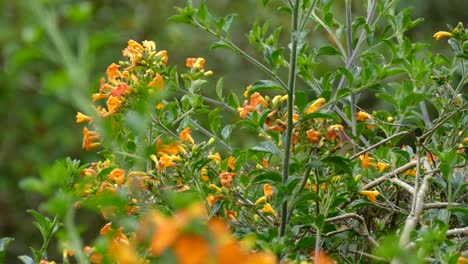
[
  {"x1": 251, "y1": 141, "x2": 279, "y2": 154},
  {"x1": 216, "y1": 77, "x2": 224, "y2": 100},
  {"x1": 317, "y1": 45, "x2": 340, "y2": 56},
  {"x1": 248, "y1": 80, "x2": 284, "y2": 95},
  {"x1": 18, "y1": 256, "x2": 35, "y2": 264}
]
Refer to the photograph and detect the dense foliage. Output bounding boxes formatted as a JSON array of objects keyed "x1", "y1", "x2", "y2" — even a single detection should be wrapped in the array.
[{"x1": 1, "y1": 0, "x2": 467, "y2": 263}]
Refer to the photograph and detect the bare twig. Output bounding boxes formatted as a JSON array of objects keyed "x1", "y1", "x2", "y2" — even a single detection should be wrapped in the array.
[
  {"x1": 350, "y1": 131, "x2": 412, "y2": 160},
  {"x1": 348, "y1": 249, "x2": 386, "y2": 262},
  {"x1": 362, "y1": 160, "x2": 418, "y2": 190},
  {"x1": 399, "y1": 159, "x2": 434, "y2": 247},
  {"x1": 423, "y1": 202, "x2": 462, "y2": 209},
  {"x1": 325, "y1": 213, "x2": 378, "y2": 247},
  {"x1": 446, "y1": 227, "x2": 468, "y2": 238}
]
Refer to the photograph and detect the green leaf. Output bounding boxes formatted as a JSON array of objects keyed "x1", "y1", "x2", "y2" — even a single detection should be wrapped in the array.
[
  {"x1": 18, "y1": 256, "x2": 35, "y2": 264},
  {"x1": 248, "y1": 80, "x2": 284, "y2": 95},
  {"x1": 293, "y1": 191, "x2": 320, "y2": 207},
  {"x1": 295, "y1": 91, "x2": 309, "y2": 111},
  {"x1": 0, "y1": 237, "x2": 14, "y2": 263},
  {"x1": 317, "y1": 45, "x2": 340, "y2": 56},
  {"x1": 250, "y1": 171, "x2": 282, "y2": 185},
  {"x1": 210, "y1": 40, "x2": 239, "y2": 54},
  {"x1": 223, "y1": 14, "x2": 237, "y2": 32},
  {"x1": 216, "y1": 77, "x2": 224, "y2": 100},
  {"x1": 221, "y1": 125, "x2": 232, "y2": 140},
  {"x1": 301, "y1": 111, "x2": 340, "y2": 123},
  {"x1": 251, "y1": 141, "x2": 279, "y2": 154},
  {"x1": 322, "y1": 155, "x2": 352, "y2": 175},
  {"x1": 197, "y1": 2, "x2": 207, "y2": 23},
  {"x1": 448, "y1": 206, "x2": 468, "y2": 214},
  {"x1": 338, "y1": 67, "x2": 354, "y2": 85},
  {"x1": 168, "y1": 14, "x2": 193, "y2": 24},
  {"x1": 262, "y1": 0, "x2": 270, "y2": 6}
]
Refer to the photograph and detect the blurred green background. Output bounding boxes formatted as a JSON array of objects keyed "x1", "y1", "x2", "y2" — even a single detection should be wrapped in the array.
[{"x1": 0, "y1": 0, "x2": 465, "y2": 261}]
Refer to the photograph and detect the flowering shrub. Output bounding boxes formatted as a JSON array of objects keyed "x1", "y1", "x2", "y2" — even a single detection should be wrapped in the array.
[{"x1": 2, "y1": 1, "x2": 468, "y2": 263}]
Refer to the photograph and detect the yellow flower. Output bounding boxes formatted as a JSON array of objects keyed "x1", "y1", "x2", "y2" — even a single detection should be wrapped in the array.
[
  {"x1": 76, "y1": 112, "x2": 93, "y2": 123},
  {"x1": 360, "y1": 190, "x2": 380, "y2": 203},
  {"x1": 262, "y1": 203, "x2": 277, "y2": 216},
  {"x1": 376, "y1": 162, "x2": 389, "y2": 172},
  {"x1": 243, "y1": 85, "x2": 252, "y2": 97},
  {"x1": 155, "y1": 50, "x2": 168, "y2": 65},
  {"x1": 91, "y1": 92, "x2": 109, "y2": 102},
  {"x1": 305, "y1": 98, "x2": 326, "y2": 114},
  {"x1": 208, "y1": 152, "x2": 222, "y2": 163},
  {"x1": 106, "y1": 95, "x2": 122, "y2": 114},
  {"x1": 193, "y1": 57, "x2": 206, "y2": 69},
  {"x1": 200, "y1": 167, "x2": 209, "y2": 181},
  {"x1": 255, "y1": 196, "x2": 267, "y2": 205},
  {"x1": 155, "y1": 103, "x2": 165, "y2": 110},
  {"x1": 356, "y1": 111, "x2": 371, "y2": 122},
  {"x1": 203, "y1": 70, "x2": 214, "y2": 77},
  {"x1": 208, "y1": 184, "x2": 222, "y2": 193},
  {"x1": 227, "y1": 156, "x2": 236, "y2": 170},
  {"x1": 142, "y1": 40, "x2": 156, "y2": 52},
  {"x1": 403, "y1": 169, "x2": 417, "y2": 177},
  {"x1": 179, "y1": 127, "x2": 195, "y2": 144},
  {"x1": 433, "y1": 31, "x2": 454, "y2": 40}
]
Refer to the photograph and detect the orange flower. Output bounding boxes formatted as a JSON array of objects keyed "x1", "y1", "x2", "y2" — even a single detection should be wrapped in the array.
[
  {"x1": 106, "y1": 63, "x2": 123, "y2": 85},
  {"x1": 306, "y1": 98, "x2": 326, "y2": 114},
  {"x1": 356, "y1": 111, "x2": 371, "y2": 122},
  {"x1": 185, "y1": 58, "x2": 197, "y2": 68},
  {"x1": 433, "y1": 31, "x2": 454, "y2": 40},
  {"x1": 262, "y1": 203, "x2": 277, "y2": 216},
  {"x1": 157, "y1": 140, "x2": 187, "y2": 156},
  {"x1": 263, "y1": 183, "x2": 274, "y2": 198},
  {"x1": 237, "y1": 100, "x2": 256, "y2": 118},
  {"x1": 207, "y1": 194, "x2": 224, "y2": 206},
  {"x1": 82, "y1": 127, "x2": 101, "y2": 150},
  {"x1": 155, "y1": 50, "x2": 168, "y2": 65},
  {"x1": 106, "y1": 95, "x2": 122, "y2": 114},
  {"x1": 314, "y1": 250, "x2": 335, "y2": 264},
  {"x1": 360, "y1": 190, "x2": 380, "y2": 203},
  {"x1": 180, "y1": 127, "x2": 195, "y2": 144},
  {"x1": 225, "y1": 210, "x2": 237, "y2": 222},
  {"x1": 100, "y1": 222, "x2": 113, "y2": 235},
  {"x1": 306, "y1": 129, "x2": 323, "y2": 144},
  {"x1": 174, "y1": 234, "x2": 209, "y2": 264},
  {"x1": 109, "y1": 227, "x2": 138, "y2": 264},
  {"x1": 326, "y1": 124, "x2": 343, "y2": 141},
  {"x1": 219, "y1": 171, "x2": 236, "y2": 187},
  {"x1": 76, "y1": 112, "x2": 93, "y2": 123},
  {"x1": 359, "y1": 152, "x2": 372, "y2": 170},
  {"x1": 250, "y1": 92, "x2": 268, "y2": 107},
  {"x1": 109, "y1": 168, "x2": 125, "y2": 185},
  {"x1": 227, "y1": 156, "x2": 236, "y2": 170},
  {"x1": 92, "y1": 92, "x2": 109, "y2": 102},
  {"x1": 157, "y1": 153, "x2": 181, "y2": 171},
  {"x1": 147, "y1": 73, "x2": 164, "y2": 90}
]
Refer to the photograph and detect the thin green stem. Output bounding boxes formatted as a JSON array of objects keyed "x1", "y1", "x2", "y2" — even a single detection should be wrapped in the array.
[
  {"x1": 279, "y1": 0, "x2": 301, "y2": 238},
  {"x1": 192, "y1": 21, "x2": 288, "y2": 91}
]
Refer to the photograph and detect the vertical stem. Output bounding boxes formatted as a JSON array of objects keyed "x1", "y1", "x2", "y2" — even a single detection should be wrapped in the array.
[
  {"x1": 345, "y1": 0, "x2": 357, "y2": 154},
  {"x1": 279, "y1": 0, "x2": 301, "y2": 238}
]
